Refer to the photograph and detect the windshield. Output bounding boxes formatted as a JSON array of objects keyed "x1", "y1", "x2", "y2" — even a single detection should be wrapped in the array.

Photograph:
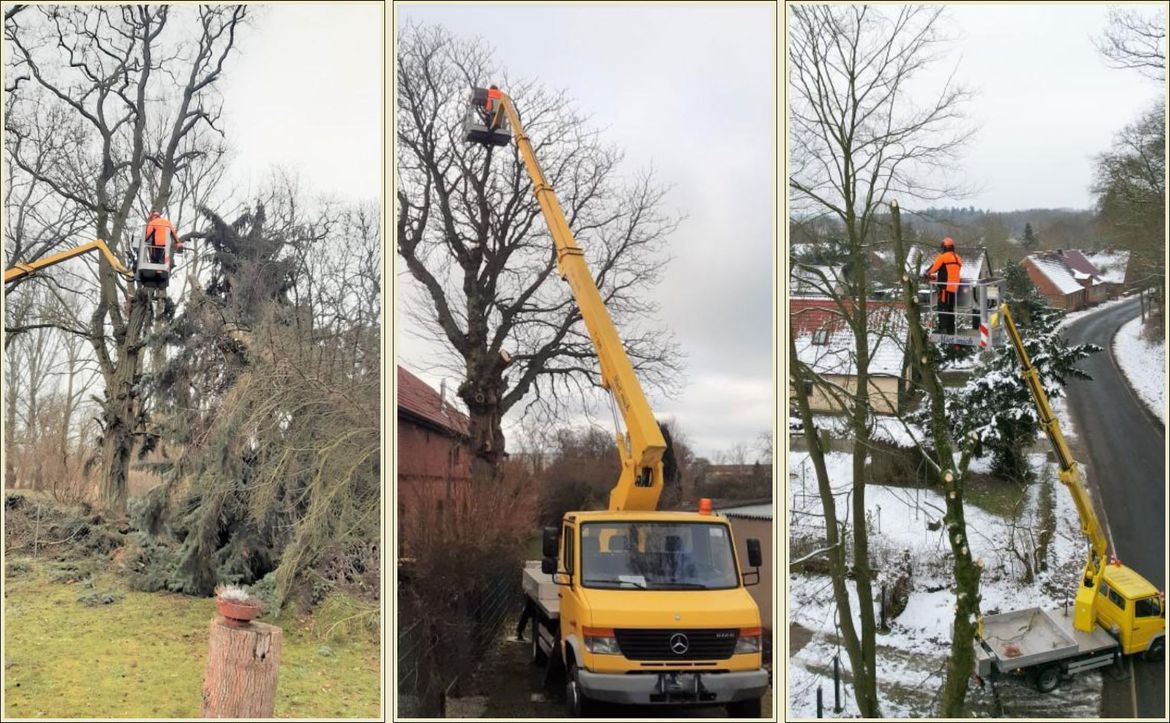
[{"x1": 580, "y1": 521, "x2": 739, "y2": 590}]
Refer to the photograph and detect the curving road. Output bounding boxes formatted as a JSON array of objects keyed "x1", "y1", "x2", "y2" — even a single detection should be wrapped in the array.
[{"x1": 1062, "y1": 297, "x2": 1165, "y2": 719}]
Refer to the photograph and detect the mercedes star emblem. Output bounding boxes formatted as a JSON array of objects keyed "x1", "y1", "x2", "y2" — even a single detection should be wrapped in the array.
[{"x1": 669, "y1": 632, "x2": 690, "y2": 655}]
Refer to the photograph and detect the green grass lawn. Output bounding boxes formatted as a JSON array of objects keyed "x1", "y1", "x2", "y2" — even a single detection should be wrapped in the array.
[{"x1": 4, "y1": 557, "x2": 381, "y2": 718}]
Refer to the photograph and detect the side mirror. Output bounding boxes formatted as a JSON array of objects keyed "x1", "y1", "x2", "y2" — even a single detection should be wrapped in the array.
[
  {"x1": 541, "y1": 556, "x2": 557, "y2": 575},
  {"x1": 542, "y1": 526, "x2": 559, "y2": 558},
  {"x1": 747, "y1": 538, "x2": 762, "y2": 568},
  {"x1": 742, "y1": 538, "x2": 762, "y2": 587}
]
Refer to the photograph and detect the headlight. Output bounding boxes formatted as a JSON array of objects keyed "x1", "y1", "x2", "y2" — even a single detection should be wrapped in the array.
[
  {"x1": 735, "y1": 626, "x2": 762, "y2": 654},
  {"x1": 583, "y1": 627, "x2": 620, "y2": 655}
]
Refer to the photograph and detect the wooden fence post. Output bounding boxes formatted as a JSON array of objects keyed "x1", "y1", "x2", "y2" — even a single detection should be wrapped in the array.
[{"x1": 202, "y1": 616, "x2": 282, "y2": 717}]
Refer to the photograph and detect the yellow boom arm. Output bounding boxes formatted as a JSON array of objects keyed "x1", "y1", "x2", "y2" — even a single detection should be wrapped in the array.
[
  {"x1": 1001, "y1": 303, "x2": 1108, "y2": 632},
  {"x1": 493, "y1": 92, "x2": 667, "y2": 512},
  {"x1": 4, "y1": 239, "x2": 133, "y2": 285}
]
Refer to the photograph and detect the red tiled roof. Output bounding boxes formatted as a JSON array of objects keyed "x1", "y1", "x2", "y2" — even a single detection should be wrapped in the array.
[
  {"x1": 397, "y1": 366, "x2": 470, "y2": 437},
  {"x1": 1058, "y1": 250, "x2": 1102, "y2": 280}
]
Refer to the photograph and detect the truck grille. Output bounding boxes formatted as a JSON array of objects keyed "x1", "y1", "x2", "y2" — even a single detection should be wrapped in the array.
[{"x1": 614, "y1": 628, "x2": 738, "y2": 661}]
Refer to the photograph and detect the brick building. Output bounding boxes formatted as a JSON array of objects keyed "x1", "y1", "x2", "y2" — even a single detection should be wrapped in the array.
[{"x1": 397, "y1": 366, "x2": 471, "y2": 506}]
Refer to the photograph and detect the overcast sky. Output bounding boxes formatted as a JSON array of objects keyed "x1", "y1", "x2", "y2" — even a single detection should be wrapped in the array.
[
  {"x1": 219, "y1": 4, "x2": 382, "y2": 204},
  {"x1": 809, "y1": 4, "x2": 1164, "y2": 211},
  {"x1": 395, "y1": 4, "x2": 776, "y2": 459}
]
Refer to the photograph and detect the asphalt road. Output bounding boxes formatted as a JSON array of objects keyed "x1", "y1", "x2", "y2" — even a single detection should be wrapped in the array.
[{"x1": 1061, "y1": 298, "x2": 1165, "y2": 719}]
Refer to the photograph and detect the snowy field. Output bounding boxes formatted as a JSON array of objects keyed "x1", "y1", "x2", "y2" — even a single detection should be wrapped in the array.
[
  {"x1": 1112, "y1": 316, "x2": 1166, "y2": 425},
  {"x1": 787, "y1": 445, "x2": 1105, "y2": 718}
]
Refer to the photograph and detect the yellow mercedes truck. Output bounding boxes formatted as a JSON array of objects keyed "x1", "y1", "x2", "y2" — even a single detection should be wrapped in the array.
[
  {"x1": 974, "y1": 306, "x2": 1165, "y2": 693},
  {"x1": 465, "y1": 88, "x2": 769, "y2": 717}
]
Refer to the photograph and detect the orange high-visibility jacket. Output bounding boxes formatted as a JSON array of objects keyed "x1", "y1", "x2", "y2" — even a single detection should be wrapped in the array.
[
  {"x1": 485, "y1": 87, "x2": 502, "y2": 113},
  {"x1": 928, "y1": 250, "x2": 962, "y2": 298},
  {"x1": 145, "y1": 217, "x2": 180, "y2": 249}
]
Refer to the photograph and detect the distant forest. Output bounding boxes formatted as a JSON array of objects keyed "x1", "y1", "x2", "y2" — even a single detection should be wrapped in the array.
[{"x1": 790, "y1": 206, "x2": 1106, "y2": 272}]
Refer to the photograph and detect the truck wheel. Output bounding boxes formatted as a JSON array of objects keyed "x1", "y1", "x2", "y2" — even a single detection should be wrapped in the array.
[
  {"x1": 1144, "y1": 637, "x2": 1165, "y2": 663},
  {"x1": 1034, "y1": 664, "x2": 1061, "y2": 693},
  {"x1": 726, "y1": 697, "x2": 763, "y2": 718},
  {"x1": 566, "y1": 661, "x2": 596, "y2": 717},
  {"x1": 530, "y1": 618, "x2": 547, "y2": 665}
]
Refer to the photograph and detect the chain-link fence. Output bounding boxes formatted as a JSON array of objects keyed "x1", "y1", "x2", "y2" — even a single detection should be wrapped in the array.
[{"x1": 397, "y1": 566, "x2": 524, "y2": 717}]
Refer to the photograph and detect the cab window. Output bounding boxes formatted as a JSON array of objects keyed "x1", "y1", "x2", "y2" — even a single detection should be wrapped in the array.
[
  {"x1": 563, "y1": 526, "x2": 574, "y2": 575},
  {"x1": 1135, "y1": 596, "x2": 1160, "y2": 617},
  {"x1": 1107, "y1": 588, "x2": 1126, "y2": 610}
]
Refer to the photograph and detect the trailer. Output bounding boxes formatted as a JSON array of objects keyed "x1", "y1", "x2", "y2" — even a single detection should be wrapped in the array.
[{"x1": 975, "y1": 607, "x2": 1120, "y2": 692}]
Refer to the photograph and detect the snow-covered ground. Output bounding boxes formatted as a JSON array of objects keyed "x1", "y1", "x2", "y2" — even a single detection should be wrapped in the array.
[
  {"x1": 1112, "y1": 316, "x2": 1166, "y2": 425},
  {"x1": 787, "y1": 447, "x2": 1103, "y2": 718}
]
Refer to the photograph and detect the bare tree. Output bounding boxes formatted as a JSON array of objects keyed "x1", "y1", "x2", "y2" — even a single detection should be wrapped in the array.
[
  {"x1": 396, "y1": 22, "x2": 682, "y2": 477},
  {"x1": 5, "y1": 5, "x2": 246, "y2": 513},
  {"x1": 788, "y1": 5, "x2": 975, "y2": 716},
  {"x1": 1094, "y1": 7, "x2": 1166, "y2": 82}
]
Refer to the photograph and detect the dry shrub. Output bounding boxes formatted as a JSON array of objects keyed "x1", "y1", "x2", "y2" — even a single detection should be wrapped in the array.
[
  {"x1": 398, "y1": 464, "x2": 536, "y2": 706},
  {"x1": 399, "y1": 464, "x2": 536, "y2": 580}
]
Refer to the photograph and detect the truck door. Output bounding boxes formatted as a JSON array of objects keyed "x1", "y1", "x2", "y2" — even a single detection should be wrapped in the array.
[
  {"x1": 560, "y1": 523, "x2": 584, "y2": 660},
  {"x1": 1132, "y1": 595, "x2": 1163, "y2": 654}
]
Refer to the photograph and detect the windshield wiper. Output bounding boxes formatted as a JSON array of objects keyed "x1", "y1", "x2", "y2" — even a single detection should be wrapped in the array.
[
  {"x1": 650, "y1": 581, "x2": 709, "y2": 589},
  {"x1": 586, "y1": 579, "x2": 648, "y2": 589}
]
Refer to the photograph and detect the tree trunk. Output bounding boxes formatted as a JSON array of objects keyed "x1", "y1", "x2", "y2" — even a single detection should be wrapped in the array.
[
  {"x1": 891, "y1": 200, "x2": 981, "y2": 717},
  {"x1": 97, "y1": 290, "x2": 150, "y2": 515},
  {"x1": 202, "y1": 617, "x2": 282, "y2": 717},
  {"x1": 460, "y1": 370, "x2": 508, "y2": 477}
]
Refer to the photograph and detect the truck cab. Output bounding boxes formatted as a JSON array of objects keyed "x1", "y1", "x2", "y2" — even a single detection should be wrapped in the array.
[
  {"x1": 541, "y1": 509, "x2": 769, "y2": 716},
  {"x1": 1095, "y1": 564, "x2": 1166, "y2": 658}
]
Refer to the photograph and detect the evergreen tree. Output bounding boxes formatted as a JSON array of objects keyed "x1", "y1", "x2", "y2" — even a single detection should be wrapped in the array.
[
  {"x1": 1022, "y1": 222, "x2": 1038, "y2": 250},
  {"x1": 939, "y1": 276, "x2": 1097, "y2": 481}
]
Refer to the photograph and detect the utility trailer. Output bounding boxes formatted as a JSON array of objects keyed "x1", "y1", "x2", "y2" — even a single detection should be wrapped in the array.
[{"x1": 975, "y1": 607, "x2": 1120, "y2": 693}]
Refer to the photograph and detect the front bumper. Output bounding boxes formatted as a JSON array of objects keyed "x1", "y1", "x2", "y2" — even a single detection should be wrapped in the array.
[{"x1": 577, "y1": 668, "x2": 769, "y2": 705}]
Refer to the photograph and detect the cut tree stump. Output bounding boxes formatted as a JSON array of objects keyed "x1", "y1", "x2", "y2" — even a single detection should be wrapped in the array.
[{"x1": 202, "y1": 616, "x2": 282, "y2": 717}]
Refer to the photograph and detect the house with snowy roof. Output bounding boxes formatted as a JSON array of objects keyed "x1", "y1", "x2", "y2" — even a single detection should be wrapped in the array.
[
  {"x1": 1022, "y1": 250, "x2": 1113, "y2": 310},
  {"x1": 790, "y1": 298, "x2": 910, "y2": 415}
]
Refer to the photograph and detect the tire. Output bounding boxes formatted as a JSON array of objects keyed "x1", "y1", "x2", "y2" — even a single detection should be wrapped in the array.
[
  {"x1": 1145, "y1": 637, "x2": 1165, "y2": 663},
  {"x1": 1034, "y1": 664, "x2": 1061, "y2": 693},
  {"x1": 726, "y1": 697, "x2": 763, "y2": 718},
  {"x1": 531, "y1": 617, "x2": 547, "y2": 665},
  {"x1": 565, "y1": 660, "x2": 596, "y2": 717}
]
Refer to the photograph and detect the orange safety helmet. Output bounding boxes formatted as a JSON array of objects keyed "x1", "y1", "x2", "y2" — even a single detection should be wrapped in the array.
[{"x1": 942, "y1": 237, "x2": 955, "y2": 250}]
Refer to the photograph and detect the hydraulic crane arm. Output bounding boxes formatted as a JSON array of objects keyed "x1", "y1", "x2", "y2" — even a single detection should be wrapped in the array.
[
  {"x1": 4, "y1": 239, "x2": 134, "y2": 286},
  {"x1": 1001, "y1": 303, "x2": 1109, "y2": 631},
  {"x1": 491, "y1": 91, "x2": 667, "y2": 512}
]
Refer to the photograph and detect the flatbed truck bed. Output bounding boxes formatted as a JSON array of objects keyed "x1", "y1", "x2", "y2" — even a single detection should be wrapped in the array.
[{"x1": 975, "y1": 607, "x2": 1119, "y2": 691}]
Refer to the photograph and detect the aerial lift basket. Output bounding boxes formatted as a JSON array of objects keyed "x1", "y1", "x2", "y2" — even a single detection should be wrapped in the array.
[
  {"x1": 463, "y1": 87, "x2": 512, "y2": 147},
  {"x1": 135, "y1": 226, "x2": 175, "y2": 290},
  {"x1": 922, "y1": 277, "x2": 1005, "y2": 348}
]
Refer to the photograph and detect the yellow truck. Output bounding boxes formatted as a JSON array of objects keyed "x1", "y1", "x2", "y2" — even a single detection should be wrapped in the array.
[
  {"x1": 465, "y1": 88, "x2": 769, "y2": 716},
  {"x1": 974, "y1": 305, "x2": 1165, "y2": 693}
]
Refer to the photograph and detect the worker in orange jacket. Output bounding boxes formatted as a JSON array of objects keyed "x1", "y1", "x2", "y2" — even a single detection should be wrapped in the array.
[
  {"x1": 144, "y1": 210, "x2": 183, "y2": 265},
  {"x1": 925, "y1": 237, "x2": 962, "y2": 334},
  {"x1": 484, "y1": 84, "x2": 503, "y2": 122}
]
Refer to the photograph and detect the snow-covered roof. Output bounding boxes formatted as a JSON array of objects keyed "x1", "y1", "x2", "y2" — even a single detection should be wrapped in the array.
[
  {"x1": 1082, "y1": 250, "x2": 1129, "y2": 284},
  {"x1": 1026, "y1": 255, "x2": 1084, "y2": 295},
  {"x1": 794, "y1": 305, "x2": 908, "y2": 377},
  {"x1": 791, "y1": 263, "x2": 847, "y2": 296}
]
